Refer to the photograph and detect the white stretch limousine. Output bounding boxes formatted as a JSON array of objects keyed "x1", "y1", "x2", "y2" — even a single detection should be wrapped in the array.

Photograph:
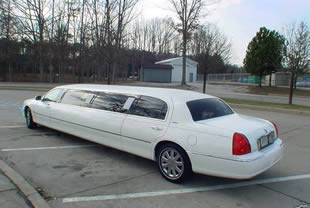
[{"x1": 23, "y1": 84, "x2": 284, "y2": 182}]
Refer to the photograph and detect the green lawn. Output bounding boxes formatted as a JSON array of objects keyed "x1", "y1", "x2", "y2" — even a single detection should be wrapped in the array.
[{"x1": 247, "y1": 85, "x2": 310, "y2": 97}]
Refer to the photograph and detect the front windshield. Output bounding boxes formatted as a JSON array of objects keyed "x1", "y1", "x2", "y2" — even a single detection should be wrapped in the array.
[
  {"x1": 43, "y1": 88, "x2": 64, "y2": 102},
  {"x1": 186, "y1": 98, "x2": 234, "y2": 121}
]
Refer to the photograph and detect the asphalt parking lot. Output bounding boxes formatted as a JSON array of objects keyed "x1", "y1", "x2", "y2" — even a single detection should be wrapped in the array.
[{"x1": 0, "y1": 89, "x2": 310, "y2": 208}]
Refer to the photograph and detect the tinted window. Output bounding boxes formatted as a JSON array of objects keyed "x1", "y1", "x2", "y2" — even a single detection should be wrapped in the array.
[
  {"x1": 91, "y1": 92, "x2": 129, "y2": 112},
  {"x1": 61, "y1": 90, "x2": 93, "y2": 107},
  {"x1": 128, "y1": 96, "x2": 167, "y2": 120},
  {"x1": 187, "y1": 98, "x2": 234, "y2": 121},
  {"x1": 43, "y1": 88, "x2": 63, "y2": 102}
]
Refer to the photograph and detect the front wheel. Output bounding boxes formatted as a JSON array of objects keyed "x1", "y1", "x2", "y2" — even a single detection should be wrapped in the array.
[
  {"x1": 25, "y1": 108, "x2": 37, "y2": 129},
  {"x1": 157, "y1": 144, "x2": 192, "y2": 183}
]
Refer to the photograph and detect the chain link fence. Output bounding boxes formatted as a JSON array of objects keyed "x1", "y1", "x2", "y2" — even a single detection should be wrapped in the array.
[
  {"x1": 205, "y1": 73, "x2": 251, "y2": 83},
  {"x1": 198, "y1": 72, "x2": 310, "y2": 87}
]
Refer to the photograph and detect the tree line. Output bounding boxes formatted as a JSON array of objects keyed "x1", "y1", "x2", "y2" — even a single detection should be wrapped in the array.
[
  {"x1": 0, "y1": 0, "x2": 233, "y2": 85},
  {"x1": 244, "y1": 22, "x2": 310, "y2": 104}
]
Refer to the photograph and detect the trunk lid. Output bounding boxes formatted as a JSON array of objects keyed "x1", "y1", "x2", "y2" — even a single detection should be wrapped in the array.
[{"x1": 197, "y1": 113, "x2": 275, "y2": 151}]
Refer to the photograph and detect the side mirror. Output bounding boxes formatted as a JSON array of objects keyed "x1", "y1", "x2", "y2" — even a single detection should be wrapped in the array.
[{"x1": 34, "y1": 96, "x2": 42, "y2": 101}]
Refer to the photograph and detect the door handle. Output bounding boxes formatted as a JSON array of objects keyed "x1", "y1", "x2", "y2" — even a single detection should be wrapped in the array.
[{"x1": 151, "y1": 126, "x2": 163, "y2": 131}]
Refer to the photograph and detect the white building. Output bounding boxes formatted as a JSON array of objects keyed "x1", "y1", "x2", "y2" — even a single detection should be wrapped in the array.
[{"x1": 156, "y1": 57, "x2": 198, "y2": 83}]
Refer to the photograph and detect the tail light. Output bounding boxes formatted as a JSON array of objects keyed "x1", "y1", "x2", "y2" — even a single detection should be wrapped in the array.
[
  {"x1": 233, "y1": 133, "x2": 251, "y2": 155},
  {"x1": 271, "y1": 121, "x2": 279, "y2": 138}
]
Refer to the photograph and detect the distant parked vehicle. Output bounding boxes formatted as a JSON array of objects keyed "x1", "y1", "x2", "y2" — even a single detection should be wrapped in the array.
[
  {"x1": 23, "y1": 84, "x2": 284, "y2": 183},
  {"x1": 128, "y1": 75, "x2": 138, "y2": 80}
]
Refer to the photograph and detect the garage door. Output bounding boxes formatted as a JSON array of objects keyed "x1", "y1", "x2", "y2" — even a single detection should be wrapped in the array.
[{"x1": 143, "y1": 69, "x2": 171, "y2": 83}]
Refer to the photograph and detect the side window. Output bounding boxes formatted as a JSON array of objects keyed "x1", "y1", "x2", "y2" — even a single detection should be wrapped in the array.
[
  {"x1": 61, "y1": 90, "x2": 93, "y2": 107},
  {"x1": 91, "y1": 92, "x2": 129, "y2": 112},
  {"x1": 43, "y1": 88, "x2": 63, "y2": 102},
  {"x1": 128, "y1": 96, "x2": 167, "y2": 120}
]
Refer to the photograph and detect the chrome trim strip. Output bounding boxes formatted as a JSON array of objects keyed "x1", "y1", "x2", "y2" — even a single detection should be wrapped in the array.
[{"x1": 191, "y1": 152, "x2": 264, "y2": 162}]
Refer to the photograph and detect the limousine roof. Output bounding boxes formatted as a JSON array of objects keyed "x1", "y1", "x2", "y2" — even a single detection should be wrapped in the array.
[{"x1": 57, "y1": 84, "x2": 216, "y2": 102}]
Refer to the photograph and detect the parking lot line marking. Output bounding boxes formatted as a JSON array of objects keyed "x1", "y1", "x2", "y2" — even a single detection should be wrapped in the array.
[
  {"x1": 63, "y1": 174, "x2": 310, "y2": 203},
  {"x1": 0, "y1": 125, "x2": 25, "y2": 129},
  {"x1": 1, "y1": 144, "x2": 98, "y2": 152}
]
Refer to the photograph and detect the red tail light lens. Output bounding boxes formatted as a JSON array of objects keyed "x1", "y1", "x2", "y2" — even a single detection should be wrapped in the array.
[
  {"x1": 233, "y1": 133, "x2": 251, "y2": 155},
  {"x1": 271, "y1": 121, "x2": 278, "y2": 138}
]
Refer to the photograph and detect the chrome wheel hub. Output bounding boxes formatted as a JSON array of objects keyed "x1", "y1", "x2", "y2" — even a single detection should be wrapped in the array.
[{"x1": 160, "y1": 148, "x2": 184, "y2": 179}]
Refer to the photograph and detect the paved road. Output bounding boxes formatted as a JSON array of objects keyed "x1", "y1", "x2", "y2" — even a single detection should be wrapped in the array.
[
  {"x1": 0, "y1": 90, "x2": 309, "y2": 208},
  {"x1": 1, "y1": 81, "x2": 310, "y2": 106},
  {"x1": 190, "y1": 82, "x2": 310, "y2": 106}
]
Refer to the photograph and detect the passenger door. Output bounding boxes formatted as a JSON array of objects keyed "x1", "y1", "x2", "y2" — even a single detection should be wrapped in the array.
[
  {"x1": 32, "y1": 88, "x2": 64, "y2": 126},
  {"x1": 51, "y1": 90, "x2": 129, "y2": 150},
  {"x1": 49, "y1": 90, "x2": 93, "y2": 132},
  {"x1": 85, "y1": 92, "x2": 129, "y2": 149},
  {"x1": 120, "y1": 96, "x2": 170, "y2": 159}
]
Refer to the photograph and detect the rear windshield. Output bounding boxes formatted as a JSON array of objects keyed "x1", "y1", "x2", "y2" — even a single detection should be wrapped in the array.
[{"x1": 187, "y1": 98, "x2": 234, "y2": 121}]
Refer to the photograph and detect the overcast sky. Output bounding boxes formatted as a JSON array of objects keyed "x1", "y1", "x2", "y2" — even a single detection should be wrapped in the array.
[{"x1": 138, "y1": 0, "x2": 310, "y2": 66}]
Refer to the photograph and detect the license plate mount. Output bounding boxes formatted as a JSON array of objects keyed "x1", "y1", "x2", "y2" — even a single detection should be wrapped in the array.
[
  {"x1": 260, "y1": 136, "x2": 269, "y2": 149},
  {"x1": 258, "y1": 132, "x2": 276, "y2": 150}
]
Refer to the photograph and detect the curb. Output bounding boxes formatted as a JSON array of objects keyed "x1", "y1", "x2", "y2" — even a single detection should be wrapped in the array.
[
  {"x1": 0, "y1": 160, "x2": 51, "y2": 208},
  {"x1": 230, "y1": 103, "x2": 310, "y2": 116}
]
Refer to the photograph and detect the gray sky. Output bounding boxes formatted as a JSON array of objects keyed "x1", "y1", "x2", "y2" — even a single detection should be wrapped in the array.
[{"x1": 138, "y1": 0, "x2": 310, "y2": 65}]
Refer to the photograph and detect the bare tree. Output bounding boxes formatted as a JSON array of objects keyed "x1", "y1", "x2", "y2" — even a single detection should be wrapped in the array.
[
  {"x1": 284, "y1": 21, "x2": 310, "y2": 104},
  {"x1": 0, "y1": 0, "x2": 12, "y2": 80},
  {"x1": 191, "y1": 24, "x2": 231, "y2": 93},
  {"x1": 127, "y1": 17, "x2": 178, "y2": 77},
  {"x1": 161, "y1": 18, "x2": 175, "y2": 54},
  {"x1": 0, "y1": 0, "x2": 20, "y2": 81},
  {"x1": 0, "y1": 0, "x2": 13, "y2": 39},
  {"x1": 151, "y1": 18, "x2": 175, "y2": 54},
  {"x1": 132, "y1": 18, "x2": 176, "y2": 54},
  {"x1": 14, "y1": 0, "x2": 53, "y2": 81},
  {"x1": 173, "y1": 35, "x2": 182, "y2": 55},
  {"x1": 101, "y1": 0, "x2": 139, "y2": 84},
  {"x1": 51, "y1": 0, "x2": 76, "y2": 82},
  {"x1": 0, "y1": 0, "x2": 230, "y2": 84},
  {"x1": 168, "y1": 0, "x2": 206, "y2": 85},
  {"x1": 77, "y1": 0, "x2": 86, "y2": 82}
]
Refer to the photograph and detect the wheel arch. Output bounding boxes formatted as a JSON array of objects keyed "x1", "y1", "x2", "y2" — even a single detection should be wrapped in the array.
[
  {"x1": 154, "y1": 140, "x2": 193, "y2": 182},
  {"x1": 153, "y1": 140, "x2": 191, "y2": 164},
  {"x1": 24, "y1": 105, "x2": 35, "y2": 122},
  {"x1": 24, "y1": 105, "x2": 30, "y2": 117}
]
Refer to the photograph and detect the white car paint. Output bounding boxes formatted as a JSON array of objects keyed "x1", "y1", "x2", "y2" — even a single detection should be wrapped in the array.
[{"x1": 23, "y1": 84, "x2": 284, "y2": 180}]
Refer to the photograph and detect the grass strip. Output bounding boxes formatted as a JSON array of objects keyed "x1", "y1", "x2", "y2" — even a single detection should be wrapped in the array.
[{"x1": 222, "y1": 97, "x2": 310, "y2": 112}]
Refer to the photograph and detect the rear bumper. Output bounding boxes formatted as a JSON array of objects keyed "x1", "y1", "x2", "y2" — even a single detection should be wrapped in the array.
[{"x1": 191, "y1": 138, "x2": 284, "y2": 179}]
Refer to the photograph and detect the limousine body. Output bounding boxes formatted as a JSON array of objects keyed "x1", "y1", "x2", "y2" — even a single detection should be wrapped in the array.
[{"x1": 23, "y1": 84, "x2": 284, "y2": 182}]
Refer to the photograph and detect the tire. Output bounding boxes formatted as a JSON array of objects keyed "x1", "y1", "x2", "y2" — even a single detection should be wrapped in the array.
[
  {"x1": 157, "y1": 143, "x2": 192, "y2": 183},
  {"x1": 25, "y1": 108, "x2": 37, "y2": 129}
]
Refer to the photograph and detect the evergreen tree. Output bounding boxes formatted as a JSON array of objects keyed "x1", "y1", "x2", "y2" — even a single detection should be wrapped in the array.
[{"x1": 244, "y1": 27, "x2": 285, "y2": 86}]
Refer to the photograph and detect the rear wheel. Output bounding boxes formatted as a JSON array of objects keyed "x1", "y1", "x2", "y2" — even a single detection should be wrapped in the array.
[
  {"x1": 157, "y1": 143, "x2": 192, "y2": 183},
  {"x1": 25, "y1": 108, "x2": 37, "y2": 129}
]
